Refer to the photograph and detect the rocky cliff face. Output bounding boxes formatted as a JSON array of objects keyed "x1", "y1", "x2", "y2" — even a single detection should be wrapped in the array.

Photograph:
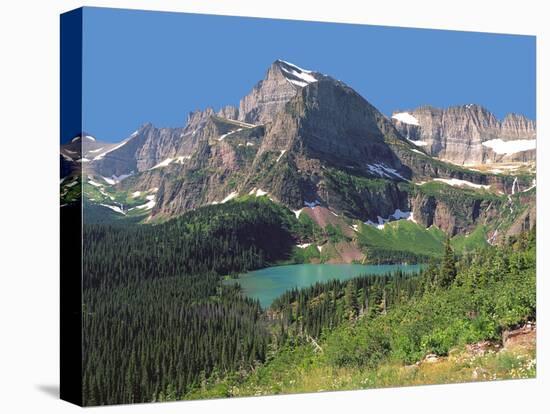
[
  {"x1": 391, "y1": 105, "x2": 536, "y2": 165},
  {"x1": 217, "y1": 60, "x2": 327, "y2": 125},
  {"x1": 238, "y1": 61, "x2": 303, "y2": 125},
  {"x1": 410, "y1": 191, "x2": 500, "y2": 236},
  {"x1": 234, "y1": 75, "x2": 414, "y2": 212}
]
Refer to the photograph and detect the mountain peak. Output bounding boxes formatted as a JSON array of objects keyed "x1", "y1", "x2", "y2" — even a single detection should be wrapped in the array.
[{"x1": 272, "y1": 59, "x2": 320, "y2": 88}]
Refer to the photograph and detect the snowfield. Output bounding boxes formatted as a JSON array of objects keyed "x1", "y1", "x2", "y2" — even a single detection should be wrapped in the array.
[
  {"x1": 88, "y1": 180, "x2": 102, "y2": 187},
  {"x1": 432, "y1": 178, "x2": 490, "y2": 190},
  {"x1": 93, "y1": 139, "x2": 129, "y2": 161},
  {"x1": 135, "y1": 195, "x2": 156, "y2": 210},
  {"x1": 221, "y1": 192, "x2": 238, "y2": 203},
  {"x1": 218, "y1": 128, "x2": 243, "y2": 141},
  {"x1": 151, "y1": 158, "x2": 174, "y2": 169},
  {"x1": 279, "y1": 60, "x2": 318, "y2": 88},
  {"x1": 407, "y1": 138, "x2": 428, "y2": 146},
  {"x1": 101, "y1": 173, "x2": 132, "y2": 184},
  {"x1": 392, "y1": 112, "x2": 420, "y2": 126},
  {"x1": 482, "y1": 139, "x2": 536, "y2": 155},
  {"x1": 364, "y1": 209, "x2": 417, "y2": 229},
  {"x1": 100, "y1": 203, "x2": 125, "y2": 215},
  {"x1": 367, "y1": 163, "x2": 407, "y2": 180},
  {"x1": 248, "y1": 188, "x2": 268, "y2": 197}
]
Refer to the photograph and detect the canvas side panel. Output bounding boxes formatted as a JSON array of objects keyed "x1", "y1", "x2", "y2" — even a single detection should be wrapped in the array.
[{"x1": 60, "y1": 7, "x2": 83, "y2": 407}]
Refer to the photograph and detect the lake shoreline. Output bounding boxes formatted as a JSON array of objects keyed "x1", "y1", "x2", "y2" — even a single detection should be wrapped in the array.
[{"x1": 225, "y1": 263, "x2": 425, "y2": 308}]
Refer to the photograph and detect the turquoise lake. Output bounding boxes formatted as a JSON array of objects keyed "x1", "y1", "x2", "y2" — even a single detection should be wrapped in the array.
[{"x1": 225, "y1": 263, "x2": 424, "y2": 308}]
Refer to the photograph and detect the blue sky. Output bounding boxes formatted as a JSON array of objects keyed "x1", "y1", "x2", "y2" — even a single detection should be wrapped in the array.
[{"x1": 80, "y1": 7, "x2": 536, "y2": 143}]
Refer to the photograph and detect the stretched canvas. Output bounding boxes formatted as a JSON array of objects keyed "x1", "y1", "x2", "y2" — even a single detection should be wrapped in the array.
[{"x1": 60, "y1": 7, "x2": 536, "y2": 406}]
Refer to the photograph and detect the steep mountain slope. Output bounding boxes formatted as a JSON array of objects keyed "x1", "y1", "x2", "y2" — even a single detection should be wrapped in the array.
[{"x1": 391, "y1": 105, "x2": 536, "y2": 165}]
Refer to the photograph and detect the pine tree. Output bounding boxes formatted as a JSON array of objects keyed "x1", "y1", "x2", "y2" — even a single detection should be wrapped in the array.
[
  {"x1": 344, "y1": 280, "x2": 359, "y2": 320},
  {"x1": 439, "y1": 238, "x2": 457, "y2": 288}
]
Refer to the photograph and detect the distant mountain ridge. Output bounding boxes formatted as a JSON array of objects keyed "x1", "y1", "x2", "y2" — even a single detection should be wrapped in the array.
[{"x1": 391, "y1": 104, "x2": 536, "y2": 165}]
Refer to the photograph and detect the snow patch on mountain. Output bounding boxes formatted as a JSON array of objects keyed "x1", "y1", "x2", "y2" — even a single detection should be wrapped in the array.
[
  {"x1": 151, "y1": 158, "x2": 174, "y2": 169},
  {"x1": 88, "y1": 179, "x2": 102, "y2": 187},
  {"x1": 407, "y1": 138, "x2": 428, "y2": 146},
  {"x1": 392, "y1": 112, "x2": 419, "y2": 126},
  {"x1": 93, "y1": 139, "x2": 130, "y2": 161},
  {"x1": 482, "y1": 139, "x2": 536, "y2": 155},
  {"x1": 364, "y1": 209, "x2": 416, "y2": 229},
  {"x1": 432, "y1": 178, "x2": 490, "y2": 190},
  {"x1": 278, "y1": 60, "x2": 318, "y2": 88},
  {"x1": 100, "y1": 203, "x2": 125, "y2": 215},
  {"x1": 221, "y1": 192, "x2": 238, "y2": 203},
  {"x1": 218, "y1": 128, "x2": 243, "y2": 141},
  {"x1": 367, "y1": 163, "x2": 407, "y2": 180},
  {"x1": 135, "y1": 195, "x2": 156, "y2": 210},
  {"x1": 101, "y1": 173, "x2": 133, "y2": 185},
  {"x1": 276, "y1": 150, "x2": 287, "y2": 162}
]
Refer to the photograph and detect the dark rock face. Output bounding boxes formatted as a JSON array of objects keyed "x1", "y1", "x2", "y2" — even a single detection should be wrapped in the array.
[
  {"x1": 391, "y1": 105, "x2": 536, "y2": 165},
  {"x1": 410, "y1": 192, "x2": 498, "y2": 236}
]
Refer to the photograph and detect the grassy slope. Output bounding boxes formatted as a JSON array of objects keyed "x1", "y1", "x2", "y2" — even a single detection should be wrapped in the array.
[
  {"x1": 356, "y1": 220, "x2": 488, "y2": 261},
  {"x1": 185, "y1": 329, "x2": 536, "y2": 400},
  {"x1": 357, "y1": 221, "x2": 445, "y2": 257},
  {"x1": 185, "y1": 334, "x2": 535, "y2": 399}
]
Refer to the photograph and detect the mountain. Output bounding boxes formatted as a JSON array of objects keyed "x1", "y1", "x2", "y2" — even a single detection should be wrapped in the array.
[
  {"x1": 61, "y1": 60, "x2": 536, "y2": 255},
  {"x1": 391, "y1": 105, "x2": 536, "y2": 165}
]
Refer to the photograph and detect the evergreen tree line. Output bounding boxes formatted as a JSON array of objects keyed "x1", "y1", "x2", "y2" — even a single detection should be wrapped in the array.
[
  {"x1": 269, "y1": 230, "x2": 535, "y2": 372},
  {"x1": 82, "y1": 199, "x2": 299, "y2": 405},
  {"x1": 82, "y1": 280, "x2": 268, "y2": 405},
  {"x1": 83, "y1": 199, "x2": 298, "y2": 289},
  {"x1": 270, "y1": 270, "x2": 421, "y2": 340}
]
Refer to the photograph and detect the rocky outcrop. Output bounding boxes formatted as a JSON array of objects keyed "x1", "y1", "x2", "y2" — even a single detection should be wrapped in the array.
[
  {"x1": 500, "y1": 113, "x2": 537, "y2": 140},
  {"x1": 391, "y1": 105, "x2": 536, "y2": 165},
  {"x1": 410, "y1": 189, "x2": 503, "y2": 236},
  {"x1": 217, "y1": 105, "x2": 239, "y2": 120},
  {"x1": 502, "y1": 323, "x2": 536, "y2": 350}
]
